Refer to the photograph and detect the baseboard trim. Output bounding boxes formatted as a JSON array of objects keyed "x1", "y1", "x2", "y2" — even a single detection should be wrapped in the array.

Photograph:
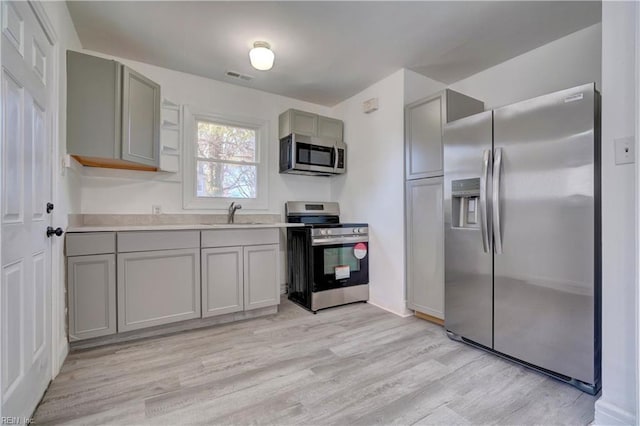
[
  {"x1": 594, "y1": 398, "x2": 636, "y2": 425},
  {"x1": 367, "y1": 300, "x2": 413, "y2": 318},
  {"x1": 415, "y1": 310, "x2": 445, "y2": 326},
  {"x1": 70, "y1": 305, "x2": 278, "y2": 350}
]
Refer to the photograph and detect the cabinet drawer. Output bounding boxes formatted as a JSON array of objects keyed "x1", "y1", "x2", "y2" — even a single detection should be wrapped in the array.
[
  {"x1": 66, "y1": 232, "x2": 116, "y2": 256},
  {"x1": 118, "y1": 230, "x2": 199, "y2": 252},
  {"x1": 201, "y1": 229, "x2": 278, "y2": 248}
]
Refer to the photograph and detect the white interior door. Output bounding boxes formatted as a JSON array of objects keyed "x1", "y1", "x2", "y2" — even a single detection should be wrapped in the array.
[{"x1": 1, "y1": 1, "x2": 54, "y2": 418}]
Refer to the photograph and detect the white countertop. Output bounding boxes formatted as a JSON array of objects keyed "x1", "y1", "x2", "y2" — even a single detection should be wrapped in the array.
[{"x1": 66, "y1": 223, "x2": 304, "y2": 232}]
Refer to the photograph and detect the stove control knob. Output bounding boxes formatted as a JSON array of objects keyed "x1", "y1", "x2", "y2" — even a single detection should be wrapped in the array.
[
  {"x1": 320, "y1": 229, "x2": 328, "y2": 235},
  {"x1": 353, "y1": 228, "x2": 360, "y2": 234},
  {"x1": 327, "y1": 229, "x2": 333, "y2": 235}
]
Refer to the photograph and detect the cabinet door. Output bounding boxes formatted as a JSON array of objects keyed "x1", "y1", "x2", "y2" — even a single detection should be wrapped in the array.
[
  {"x1": 318, "y1": 116, "x2": 343, "y2": 141},
  {"x1": 121, "y1": 66, "x2": 160, "y2": 168},
  {"x1": 290, "y1": 110, "x2": 317, "y2": 136},
  {"x1": 202, "y1": 247, "x2": 244, "y2": 317},
  {"x1": 68, "y1": 254, "x2": 116, "y2": 341},
  {"x1": 405, "y1": 95, "x2": 444, "y2": 179},
  {"x1": 118, "y1": 248, "x2": 200, "y2": 332},
  {"x1": 406, "y1": 178, "x2": 444, "y2": 319},
  {"x1": 66, "y1": 51, "x2": 121, "y2": 159},
  {"x1": 243, "y1": 244, "x2": 280, "y2": 310}
]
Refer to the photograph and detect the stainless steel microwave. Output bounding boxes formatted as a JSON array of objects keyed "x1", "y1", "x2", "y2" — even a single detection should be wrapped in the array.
[{"x1": 279, "y1": 133, "x2": 346, "y2": 176}]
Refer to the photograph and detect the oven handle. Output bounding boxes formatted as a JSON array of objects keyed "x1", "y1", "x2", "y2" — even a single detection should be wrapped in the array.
[{"x1": 312, "y1": 236, "x2": 369, "y2": 246}]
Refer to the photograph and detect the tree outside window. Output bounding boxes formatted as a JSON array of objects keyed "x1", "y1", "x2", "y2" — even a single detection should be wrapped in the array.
[{"x1": 196, "y1": 120, "x2": 258, "y2": 199}]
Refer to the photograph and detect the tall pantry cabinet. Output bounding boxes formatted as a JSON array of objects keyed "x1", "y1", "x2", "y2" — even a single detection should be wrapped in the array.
[{"x1": 405, "y1": 90, "x2": 484, "y2": 321}]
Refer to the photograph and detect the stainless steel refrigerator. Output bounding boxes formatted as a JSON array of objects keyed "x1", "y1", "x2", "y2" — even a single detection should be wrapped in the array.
[{"x1": 443, "y1": 83, "x2": 600, "y2": 394}]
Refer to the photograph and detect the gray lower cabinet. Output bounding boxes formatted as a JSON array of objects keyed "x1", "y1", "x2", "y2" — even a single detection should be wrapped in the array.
[
  {"x1": 201, "y1": 244, "x2": 280, "y2": 316},
  {"x1": 201, "y1": 246, "x2": 244, "y2": 317},
  {"x1": 67, "y1": 254, "x2": 116, "y2": 341},
  {"x1": 201, "y1": 229, "x2": 280, "y2": 317},
  {"x1": 117, "y1": 248, "x2": 201, "y2": 332},
  {"x1": 244, "y1": 244, "x2": 280, "y2": 310},
  {"x1": 67, "y1": 228, "x2": 282, "y2": 341},
  {"x1": 406, "y1": 177, "x2": 445, "y2": 319}
]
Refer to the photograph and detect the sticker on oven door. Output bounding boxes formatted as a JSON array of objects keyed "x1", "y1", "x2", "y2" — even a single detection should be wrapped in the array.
[
  {"x1": 354, "y1": 242, "x2": 367, "y2": 260},
  {"x1": 335, "y1": 265, "x2": 350, "y2": 280}
]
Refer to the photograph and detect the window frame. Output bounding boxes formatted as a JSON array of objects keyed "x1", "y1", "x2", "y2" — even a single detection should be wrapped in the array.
[{"x1": 183, "y1": 107, "x2": 269, "y2": 210}]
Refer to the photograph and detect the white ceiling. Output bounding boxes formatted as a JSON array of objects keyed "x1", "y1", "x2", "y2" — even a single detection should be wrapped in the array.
[{"x1": 66, "y1": 1, "x2": 601, "y2": 106}]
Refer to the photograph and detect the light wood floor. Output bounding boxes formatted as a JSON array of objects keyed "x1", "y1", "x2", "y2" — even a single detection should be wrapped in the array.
[{"x1": 34, "y1": 299, "x2": 595, "y2": 425}]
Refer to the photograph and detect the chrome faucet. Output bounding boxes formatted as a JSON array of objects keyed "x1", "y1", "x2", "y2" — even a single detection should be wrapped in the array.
[{"x1": 227, "y1": 202, "x2": 242, "y2": 224}]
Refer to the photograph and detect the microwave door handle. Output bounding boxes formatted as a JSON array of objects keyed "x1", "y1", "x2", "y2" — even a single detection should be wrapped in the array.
[{"x1": 333, "y1": 145, "x2": 338, "y2": 169}]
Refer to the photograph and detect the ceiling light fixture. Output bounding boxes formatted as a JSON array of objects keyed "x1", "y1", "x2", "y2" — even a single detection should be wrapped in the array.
[{"x1": 249, "y1": 41, "x2": 275, "y2": 71}]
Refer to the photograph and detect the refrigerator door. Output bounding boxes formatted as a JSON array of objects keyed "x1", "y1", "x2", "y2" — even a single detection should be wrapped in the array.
[
  {"x1": 443, "y1": 111, "x2": 493, "y2": 348},
  {"x1": 493, "y1": 83, "x2": 597, "y2": 385}
]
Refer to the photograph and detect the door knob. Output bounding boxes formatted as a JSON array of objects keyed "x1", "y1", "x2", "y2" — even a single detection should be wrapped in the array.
[
  {"x1": 46, "y1": 227, "x2": 64, "y2": 238},
  {"x1": 46, "y1": 202, "x2": 54, "y2": 214}
]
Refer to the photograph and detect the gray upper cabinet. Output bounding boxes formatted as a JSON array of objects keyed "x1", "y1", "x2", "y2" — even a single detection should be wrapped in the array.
[
  {"x1": 67, "y1": 51, "x2": 160, "y2": 171},
  {"x1": 279, "y1": 109, "x2": 344, "y2": 141},
  {"x1": 121, "y1": 66, "x2": 161, "y2": 167},
  {"x1": 405, "y1": 89, "x2": 484, "y2": 179},
  {"x1": 317, "y1": 116, "x2": 344, "y2": 141},
  {"x1": 280, "y1": 109, "x2": 317, "y2": 138}
]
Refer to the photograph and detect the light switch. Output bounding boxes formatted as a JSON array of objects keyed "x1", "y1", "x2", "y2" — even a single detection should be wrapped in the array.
[{"x1": 615, "y1": 137, "x2": 635, "y2": 165}]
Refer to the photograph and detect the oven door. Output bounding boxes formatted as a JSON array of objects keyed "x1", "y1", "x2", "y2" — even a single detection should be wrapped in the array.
[{"x1": 312, "y1": 241, "x2": 369, "y2": 292}]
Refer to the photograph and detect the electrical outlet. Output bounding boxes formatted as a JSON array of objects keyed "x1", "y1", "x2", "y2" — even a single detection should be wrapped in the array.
[
  {"x1": 615, "y1": 137, "x2": 635, "y2": 165},
  {"x1": 152, "y1": 205, "x2": 162, "y2": 215}
]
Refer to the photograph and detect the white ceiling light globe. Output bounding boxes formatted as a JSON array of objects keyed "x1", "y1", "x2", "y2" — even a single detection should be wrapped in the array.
[{"x1": 249, "y1": 41, "x2": 275, "y2": 71}]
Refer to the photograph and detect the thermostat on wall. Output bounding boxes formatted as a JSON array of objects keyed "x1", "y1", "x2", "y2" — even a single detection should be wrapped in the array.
[{"x1": 363, "y1": 97, "x2": 379, "y2": 114}]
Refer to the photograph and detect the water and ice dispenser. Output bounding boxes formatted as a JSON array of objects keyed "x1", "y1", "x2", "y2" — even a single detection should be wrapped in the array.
[{"x1": 451, "y1": 178, "x2": 481, "y2": 229}]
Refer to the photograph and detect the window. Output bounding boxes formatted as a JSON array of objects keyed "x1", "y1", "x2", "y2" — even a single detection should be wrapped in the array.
[
  {"x1": 183, "y1": 108, "x2": 268, "y2": 210},
  {"x1": 196, "y1": 120, "x2": 257, "y2": 198}
]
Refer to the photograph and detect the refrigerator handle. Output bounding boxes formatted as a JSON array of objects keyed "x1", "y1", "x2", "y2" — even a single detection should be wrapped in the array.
[
  {"x1": 480, "y1": 149, "x2": 492, "y2": 253},
  {"x1": 493, "y1": 147, "x2": 503, "y2": 254}
]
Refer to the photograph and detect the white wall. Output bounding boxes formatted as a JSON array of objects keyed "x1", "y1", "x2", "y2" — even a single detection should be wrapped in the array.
[
  {"x1": 594, "y1": 2, "x2": 637, "y2": 425},
  {"x1": 77, "y1": 53, "x2": 335, "y2": 216},
  {"x1": 41, "y1": 0, "x2": 82, "y2": 375},
  {"x1": 330, "y1": 69, "x2": 411, "y2": 316},
  {"x1": 450, "y1": 23, "x2": 602, "y2": 109},
  {"x1": 404, "y1": 69, "x2": 446, "y2": 106}
]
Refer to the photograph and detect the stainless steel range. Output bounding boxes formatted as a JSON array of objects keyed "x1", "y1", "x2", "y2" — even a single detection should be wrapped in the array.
[{"x1": 286, "y1": 201, "x2": 369, "y2": 313}]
